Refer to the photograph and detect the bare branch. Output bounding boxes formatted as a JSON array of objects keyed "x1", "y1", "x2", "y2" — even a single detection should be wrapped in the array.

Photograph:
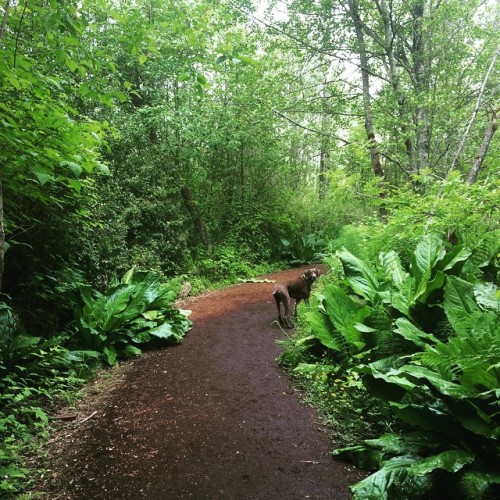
[
  {"x1": 229, "y1": 1, "x2": 391, "y2": 84},
  {"x1": 270, "y1": 105, "x2": 351, "y2": 145},
  {"x1": 467, "y1": 106, "x2": 499, "y2": 184},
  {"x1": 448, "y1": 45, "x2": 500, "y2": 174}
]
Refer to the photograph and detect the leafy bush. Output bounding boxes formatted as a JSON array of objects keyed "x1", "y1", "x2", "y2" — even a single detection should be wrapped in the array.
[
  {"x1": 195, "y1": 246, "x2": 254, "y2": 283},
  {"x1": 327, "y1": 224, "x2": 371, "y2": 260},
  {"x1": 281, "y1": 232, "x2": 327, "y2": 265},
  {"x1": 0, "y1": 302, "x2": 99, "y2": 496},
  {"x1": 0, "y1": 266, "x2": 192, "y2": 495},
  {"x1": 72, "y1": 268, "x2": 192, "y2": 365},
  {"x1": 288, "y1": 233, "x2": 499, "y2": 499},
  {"x1": 365, "y1": 172, "x2": 499, "y2": 259}
]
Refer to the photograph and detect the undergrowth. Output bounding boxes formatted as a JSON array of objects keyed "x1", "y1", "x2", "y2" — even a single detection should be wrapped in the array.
[
  {"x1": 0, "y1": 259, "x2": 282, "y2": 497},
  {"x1": 279, "y1": 232, "x2": 500, "y2": 499},
  {"x1": 278, "y1": 319, "x2": 397, "y2": 448}
]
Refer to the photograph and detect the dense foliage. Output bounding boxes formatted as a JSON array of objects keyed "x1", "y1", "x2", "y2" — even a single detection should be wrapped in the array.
[
  {"x1": 0, "y1": 0, "x2": 498, "y2": 496},
  {"x1": 283, "y1": 233, "x2": 499, "y2": 498},
  {"x1": 0, "y1": 268, "x2": 190, "y2": 494}
]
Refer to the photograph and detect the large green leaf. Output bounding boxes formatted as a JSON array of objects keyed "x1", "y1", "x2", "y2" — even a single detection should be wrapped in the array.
[
  {"x1": 474, "y1": 283, "x2": 500, "y2": 312},
  {"x1": 394, "y1": 318, "x2": 438, "y2": 349},
  {"x1": 148, "y1": 322, "x2": 182, "y2": 342},
  {"x1": 444, "y1": 276, "x2": 482, "y2": 335},
  {"x1": 103, "y1": 345, "x2": 117, "y2": 365},
  {"x1": 379, "y1": 250, "x2": 408, "y2": 287},
  {"x1": 305, "y1": 310, "x2": 342, "y2": 351},
  {"x1": 121, "y1": 266, "x2": 136, "y2": 285},
  {"x1": 378, "y1": 280, "x2": 413, "y2": 316},
  {"x1": 362, "y1": 432, "x2": 441, "y2": 457},
  {"x1": 409, "y1": 450, "x2": 475, "y2": 475},
  {"x1": 321, "y1": 285, "x2": 369, "y2": 350},
  {"x1": 333, "y1": 444, "x2": 384, "y2": 470},
  {"x1": 122, "y1": 345, "x2": 142, "y2": 358},
  {"x1": 399, "y1": 365, "x2": 472, "y2": 398},
  {"x1": 350, "y1": 456, "x2": 432, "y2": 500},
  {"x1": 439, "y1": 245, "x2": 471, "y2": 273},
  {"x1": 364, "y1": 363, "x2": 419, "y2": 392},
  {"x1": 446, "y1": 398, "x2": 497, "y2": 438},
  {"x1": 389, "y1": 400, "x2": 461, "y2": 438},
  {"x1": 411, "y1": 234, "x2": 446, "y2": 279},
  {"x1": 100, "y1": 285, "x2": 136, "y2": 332},
  {"x1": 338, "y1": 249, "x2": 380, "y2": 302},
  {"x1": 409, "y1": 234, "x2": 446, "y2": 304}
]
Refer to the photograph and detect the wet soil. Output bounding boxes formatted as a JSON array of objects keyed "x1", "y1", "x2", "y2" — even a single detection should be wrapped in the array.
[{"x1": 40, "y1": 266, "x2": 365, "y2": 499}]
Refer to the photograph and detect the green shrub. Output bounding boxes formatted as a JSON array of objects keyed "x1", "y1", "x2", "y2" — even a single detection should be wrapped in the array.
[
  {"x1": 196, "y1": 246, "x2": 254, "y2": 282},
  {"x1": 327, "y1": 224, "x2": 371, "y2": 259},
  {"x1": 72, "y1": 267, "x2": 192, "y2": 365},
  {"x1": 281, "y1": 232, "x2": 327, "y2": 265},
  {"x1": 0, "y1": 302, "x2": 98, "y2": 497},
  {"x1": 365, "y1": 172, "x2": 499, "y2": 258},
  {"x1": 286, "y1": 233, "x2": 500, "y2": 499}
]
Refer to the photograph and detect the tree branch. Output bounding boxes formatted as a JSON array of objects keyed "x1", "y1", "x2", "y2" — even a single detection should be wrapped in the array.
[
  {"x1": 229, "y1": 2, "x2": 391, "y2": 84},
  {"x1": 467, "y1": 106, "x2": 499, "y2": 184},
  {"x1": 258, "y1": 98, "x2": 352, "y2": 146},
  {"x1": 448, "y1": 45, "x2": 500, "y2": 175}
]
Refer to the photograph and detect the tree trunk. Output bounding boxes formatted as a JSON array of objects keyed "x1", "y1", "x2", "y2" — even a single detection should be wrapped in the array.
[
  {"x1": 180, "y1": 184, "x2": 211, "y2": 251},
  {"x1": 347, "y1": 0, "x2": 387, "y2": 219},
  {"x1": 0, "y1": 0, "x2": 10, "y2": 41},
  {"x1": 467, "y1": 107, "x2": 498, "y2": 184},
  {"x1": 451, "y1": 46, "x2": 499, "y2": 175},
  {"x1": 376, "y1": 0, "x2": 416, "y2": 173},
  {"x1": 319, "y1": 80, "x2": 330, "y2": 199},
  {"x1": 412, "y1": 0, "x2": 430, "y2": 173},
  {"x1": 0, "y1": 178, "x2": 5, "y2": 292}
]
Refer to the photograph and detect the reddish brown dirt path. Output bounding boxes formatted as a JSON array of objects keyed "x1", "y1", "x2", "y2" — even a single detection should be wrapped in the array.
[{"x1": 43, "y1": 266, "x2": 365, "y2": 499}]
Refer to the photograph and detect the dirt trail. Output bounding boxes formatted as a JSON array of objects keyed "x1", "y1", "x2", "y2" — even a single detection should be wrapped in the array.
[{"x1": 43, "y1": 266, "x2": 365, "y2": 499}]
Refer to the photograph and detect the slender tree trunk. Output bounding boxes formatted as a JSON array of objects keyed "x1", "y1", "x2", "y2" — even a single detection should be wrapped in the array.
[
  {"x1": 239, "y1": 143, "x2": 244, "y2": 203},
  {"x1": 319, "y1": 80, "x2": 330, "y2": 199},
  {"x1": 0, "y1": 178, "x2": 5, "y2": 291},
  {"x1": 0, "y1": 1, "x2": 8, "y2": 291},
  {"x1": 412, "y1": 0, "x2": 430, "y2": 173},
  {"x1": 180, "y1": 183, "x2": 211, "y2": 251},
  {"x1": 467, "y1": 107, "x2": 498, "y2": 184},
  {"x1": 347, "y1": 0, "x2": 386, "y2": 219},
  {"x1": 0, "y1": 0, "x2": 10, "y2": 41},
  {"x1": 319, "y1": 144, "x2": 330, "y2": 199},
  {"x1": 450, "y1": 46, "x2": 499, "y2": 174},
  {"x1": 376, "y1": 0, "x2": 416, "y2": 172}
]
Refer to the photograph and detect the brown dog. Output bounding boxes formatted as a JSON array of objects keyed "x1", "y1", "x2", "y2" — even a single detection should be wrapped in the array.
[{"x1": 273, "y1": 268, "x2": 320, "y2": 328}]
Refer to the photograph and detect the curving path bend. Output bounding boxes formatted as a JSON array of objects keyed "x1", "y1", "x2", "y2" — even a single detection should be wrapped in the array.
[{"x1": 43, "y1": 266, "x2": 365, "y2": 499}]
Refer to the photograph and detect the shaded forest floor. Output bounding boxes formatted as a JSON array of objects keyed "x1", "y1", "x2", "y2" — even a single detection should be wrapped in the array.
[{"x1": 34, "y1": 266, "x2": 365, "y2": 499}]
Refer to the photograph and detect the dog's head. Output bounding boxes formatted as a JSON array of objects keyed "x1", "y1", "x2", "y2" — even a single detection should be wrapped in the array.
[{"x1": 303, "y1": 268, "x2": 320, "y2": 284}]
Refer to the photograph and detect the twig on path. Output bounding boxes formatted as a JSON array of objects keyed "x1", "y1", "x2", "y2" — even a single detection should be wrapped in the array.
[
  {"x1": 51, "y1": 414, "x2": 78, "y2": 421},
  {"x1": 78, "y1": 411, "x2": 98, "y2": 425},
  {"x1": 301, "y1": 460, "x2": 321, "y2": 464}
]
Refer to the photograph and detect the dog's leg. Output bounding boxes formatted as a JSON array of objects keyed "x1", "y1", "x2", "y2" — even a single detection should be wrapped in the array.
[
  {"x1": 293, "y1": 297, "x2": 303, "y2": 318},
  {"x1": 283, "y1": 294, "x2": 293, "y2": 328},
  {"x1": 273, "y1": 290, "x2": 285, "y2": 326}
]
